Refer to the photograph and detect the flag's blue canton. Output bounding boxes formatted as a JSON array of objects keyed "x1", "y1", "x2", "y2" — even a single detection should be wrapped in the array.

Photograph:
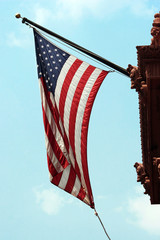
[{"x1": 34, "y1": 30, "x2": 70, "y2": 94}]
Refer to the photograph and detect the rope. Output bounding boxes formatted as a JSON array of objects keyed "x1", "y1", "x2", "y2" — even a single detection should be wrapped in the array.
[
  {"x1": 28, "y1": 24, "x2": 120, "y2": 74},
  {"x1": 25, "y1": 23, "x2": 122, "y2": 77},
  {"x1": 94, "y1": 208, "x2": 111, "y2": 240},
  {"x1": 40, "y1": 30, "x2": 114, "y2": 72}
]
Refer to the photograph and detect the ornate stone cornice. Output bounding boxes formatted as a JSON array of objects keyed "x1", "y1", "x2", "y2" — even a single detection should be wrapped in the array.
[
  {"x1": 136, "y1": 45, "x2": 160, "y2": 80},
  {"x1": 127, "y1": 12, "x2": 160, "y2": 203}
]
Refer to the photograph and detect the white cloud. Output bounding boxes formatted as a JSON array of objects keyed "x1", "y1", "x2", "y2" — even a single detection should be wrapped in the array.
[
  {"x1": 7, "y1": 0, "x2": 158, "y2": 47},
  {"x1": 7, "y1": 32, "x2": 24, "y2": 47},
  {"x1": 114, "y1": 206, "x2": 123, "y2": 213},
  {"x1": 33, "y1": 4, "x2": 52, "y2": 25},
  {"x1": 33, "y1": 187, "x2": 73, "y2": 215},
  {"x1": 127, "y1": 186, "x2": 160, "y2": 236},
  {"x1": 56, "y1": 0, "x2": 105, "y2": 20},
  {"x1": 33, "y1": 0, "x2": 157, "y2": 22},
  {"x1": 128, "y1": 0, "x2": 157, "y2": 16},
  {"x1": 34, "y1": 187, "x2": 64, "y2": 215},
  {"x1": 97, "y1": 195, "x2": 108, "y2": 200},
  {"x1": 7, "y1": 32, "x2": 31, "y2": 48}
]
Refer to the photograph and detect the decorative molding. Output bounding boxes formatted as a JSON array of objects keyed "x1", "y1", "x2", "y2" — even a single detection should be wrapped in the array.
[
  {"x1": 151, "y1": 13, "x2": 160, "y2": 47},
  {"x1": 129, "y1": 13, "x2": 160, "y2": 203},
  {"x1": 153, "y1": 157, "x2": 160, "y2": 180},
  {"x1": 134, "y1": 162, "x2": 151, "y2": 195},
  {"x1": 127, "y1": 64, "x2": 140, "y2": 90}
]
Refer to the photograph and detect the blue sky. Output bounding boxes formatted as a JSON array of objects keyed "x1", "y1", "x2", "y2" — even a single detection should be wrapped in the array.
[{"x1": 1, "y1": 0, "x2": 160, "y2": 239}]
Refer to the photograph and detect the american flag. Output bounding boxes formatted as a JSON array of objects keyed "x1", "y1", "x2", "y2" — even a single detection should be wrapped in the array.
[{"x1": 33, "y1": 29, "x2": 108, "y2": 208}]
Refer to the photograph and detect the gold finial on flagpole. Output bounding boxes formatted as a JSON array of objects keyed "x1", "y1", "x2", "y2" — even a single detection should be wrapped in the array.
[{"x1": 15, "y1": 13, "x2": 22, "y2": 19}]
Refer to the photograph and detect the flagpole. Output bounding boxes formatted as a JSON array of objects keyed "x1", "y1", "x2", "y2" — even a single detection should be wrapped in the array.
[{"x1": 15, "y1": 13, "x2": 129, "y2": 77}]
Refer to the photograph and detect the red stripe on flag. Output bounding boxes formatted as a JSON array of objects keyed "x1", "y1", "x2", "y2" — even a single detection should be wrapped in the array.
[
  {"x1": 42, "y1": 105, "x2": 69, "y2": 170},
  {"x1": 47, "y1": 153, "x2": 58, "y2": 177},
  {"x1": 64, "y1": 166, "x2": 76, "y2": 194},
  {"x1": 51, "y1": 171, "x2": 63, "y2": 186},
  {"x1": 77, "y1": 186, "x2": 86, "y2": 202},
  {"x1": 74, "y1": 158, "x2": 82, "y2": 183},
  {"x1": 41, "y1": 77, "x2": 81, "y2": 182},
  {"x1": 81, "y1": 70, "x2": 108, "y2": 208},
  {"x1": 69, "y1": 65, "x2": 95, "y2": 159},
  {"x1": 41, "y1": 78, "x2": 63, "y2": 137},
  {"x1": 41, "y1": 77, "x2": 70, "y2": 156},
  {"x1": 59, "y1": 59, "x2": 82, "y2": 123},
  {"x1": 54, "y1": 103, "x2": 70, "y2": 153}
]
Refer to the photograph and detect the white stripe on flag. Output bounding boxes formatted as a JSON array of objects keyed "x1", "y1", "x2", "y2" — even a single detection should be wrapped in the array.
[
  {"x1": 55, "y1": 55, "x2": 76, "y2": 107},
  {"x1": 49, "y1": 93, "x2": 65, "y2": 138},
  {"x1": 39, "y1": 79, "x2": 70, "y2": 163},
  {"x1": 63, "y1": 61, "x2": 89, "y2": 140},
  {"x1": 75, "y1": 68, "x2": 102, "y2": 185},
  {"x1": 71, "y1": 175, "x2": 81, "y2": 197},
  {"x1": 83, "y1": 195, "x2": 91, "y2": 205},
  {"x1": 68, "y1": 145, "x2": 75, "y2": 169},
  {"x1": 45, "y1": 133, "x2": 64, "y2": 173},
  {"x1": 39, "y1": 80, "x2": 75, "y2": 173},
  {"x1": 58, "y1": 165, "x2": 71, "y2": 189}
]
